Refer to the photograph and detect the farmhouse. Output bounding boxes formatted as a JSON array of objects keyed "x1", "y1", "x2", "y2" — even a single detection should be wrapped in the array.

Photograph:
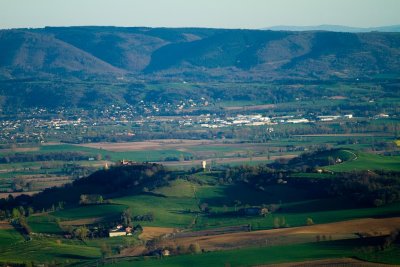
[
  {"x1": 109, "y1": 224, "x2": 133, "y2": 237},
  {"x1": 118, "y1": 159, "x2": 137, "y2": 166}
]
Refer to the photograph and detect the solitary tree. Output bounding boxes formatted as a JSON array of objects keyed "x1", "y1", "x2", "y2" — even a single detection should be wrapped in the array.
[
  {"x1": 188, "y1": 243, "x2": 201, "y2": 254},
  {"x1": 121, "y1": 208, "x2": 133, "y2": 227},
  {"x1": 75, "y1": 226, "x2": 89, "y2": 240}
]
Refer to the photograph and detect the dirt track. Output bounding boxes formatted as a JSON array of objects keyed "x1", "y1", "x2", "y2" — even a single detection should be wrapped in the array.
[{"x1": 139, "y1": 227, "x2": 177, "y2": 240}]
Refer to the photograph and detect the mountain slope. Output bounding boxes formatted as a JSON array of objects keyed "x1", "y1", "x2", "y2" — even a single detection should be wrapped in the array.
[
  {"x1": 0, "y1": 30, "x2": 123, "y2": 78},
  {"x1": 0, "y1": 26, "x2": 400, "y2": 80}
]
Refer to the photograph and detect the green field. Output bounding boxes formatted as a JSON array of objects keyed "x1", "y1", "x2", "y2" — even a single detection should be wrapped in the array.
[
  {"x1": 358, "y1": 244, "x2": 400, "y2": 265},
  {"x1": 39, "y1": 144, "x2": 192, "y2": 162},
  {"x1": 326, "y1": 152, "x2": 400, "y2": 172},
  {"x1": 114, "y1": 194, "x2": 198, "y2": 228},
  {"x1": 52, "y1": 204, "x2": 127, "y2": 221},
  {"x1": 0, "y1": 228, "x2": 24, "y2": 247},
  {"x1": 26, "y1": 205, "x2": 128, "y2": 235},
  {"x1": 28, "y1": 215, "x2": 63, "y2": 235},
  {"x1": 0, "y1": 236, "x2": 100, "y2": 265}
]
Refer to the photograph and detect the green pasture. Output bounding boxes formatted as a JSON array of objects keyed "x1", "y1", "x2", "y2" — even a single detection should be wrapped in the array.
[
  {"x1": 195, "y1": 183, "x2": 311, "y2": 208},
  {"x1": 0, "y1": 228, "x2": 24, "y2": 247},
  {"x1": 40, "y1": 144, "x2": 192, "y2": 162},
  {"x1": 0, "y1": 237, "x2": 100, "y2": 265},
  {"x1": 52, "y1": 204, "x2": 127, "y2": 221},
  {"x1": 28, "y1": 215, "x2": 63, "y2": 235},
  {"x1": 325, "y1": 152, "x2": 400, "y2": 172},
  {"x1": 113, "y1": 194, "x2": 198, "y2": 228},
  {"x1": 358, "y1": 244, "x2": 400, "y2": 265},
  {"x1": 154, "y1": 179, "x2": 196, "y2": 198}
]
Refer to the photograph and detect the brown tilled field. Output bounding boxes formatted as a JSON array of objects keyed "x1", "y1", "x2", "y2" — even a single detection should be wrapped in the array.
[
  {"x1": 75, "y1": 139, "x2": 219, "y2": 152},
  {"x1": 139, "y1": 227, "x2": 178, "y2": 240},
  {"x1": 0, "y1": 221, "x2": 13, "y2": 230}
]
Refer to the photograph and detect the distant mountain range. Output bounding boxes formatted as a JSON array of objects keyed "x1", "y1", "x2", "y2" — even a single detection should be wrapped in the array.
[
  {"x1": 263, "y1": 25, "x2": 400, "y2": 33},
  {"x1": 0, "y1": 26, "x2": 400, "y2": 81}
]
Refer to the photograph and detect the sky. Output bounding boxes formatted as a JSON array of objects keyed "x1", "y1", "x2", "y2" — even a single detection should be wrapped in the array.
[{"x1": 0, "y1": 0, "x2": 399, "y2": 29}]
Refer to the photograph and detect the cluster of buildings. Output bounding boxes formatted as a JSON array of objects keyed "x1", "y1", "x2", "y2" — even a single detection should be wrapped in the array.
[
  {"x1": 191, "y1": 113, "x2": 357, "y2": 129},
  {"x1": 108, "y1": 224, "x2": 133, "y2": 237},
  {"x1": 198, "y1": 114, "x2": 272, "y2": 128},
  {"x1": 0, "y1": 97, "x2": 393, "y2": 144}
]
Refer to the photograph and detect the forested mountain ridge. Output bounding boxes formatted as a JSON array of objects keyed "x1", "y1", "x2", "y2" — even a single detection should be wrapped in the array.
[{"x1": 1, "y1": 26, "x2": 400, "y2": 81}]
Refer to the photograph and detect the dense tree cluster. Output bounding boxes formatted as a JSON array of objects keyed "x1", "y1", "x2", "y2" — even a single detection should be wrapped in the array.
[
  {"x1": 326, "y1": 171, "x2": 400, "y2": 207},
  {"x1": 0, "y1": 163, "x2": 170, "y2": 212},
  {"x1": 79, "y1": 194, "x2": 105, "y2": 205}
]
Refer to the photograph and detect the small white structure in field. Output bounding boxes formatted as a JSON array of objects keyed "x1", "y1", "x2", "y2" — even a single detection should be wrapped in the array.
[
  {"x1": 162, "y1": 249, "x2": 170, "y2": 256},
  {"x1": 202, "y1": 160, "x2": 207, "y2": 170}
]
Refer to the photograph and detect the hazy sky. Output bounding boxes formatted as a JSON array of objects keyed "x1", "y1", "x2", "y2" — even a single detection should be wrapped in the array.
[{"x1": 1, "y1": 0, "x2": 399, "y2": 29}]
